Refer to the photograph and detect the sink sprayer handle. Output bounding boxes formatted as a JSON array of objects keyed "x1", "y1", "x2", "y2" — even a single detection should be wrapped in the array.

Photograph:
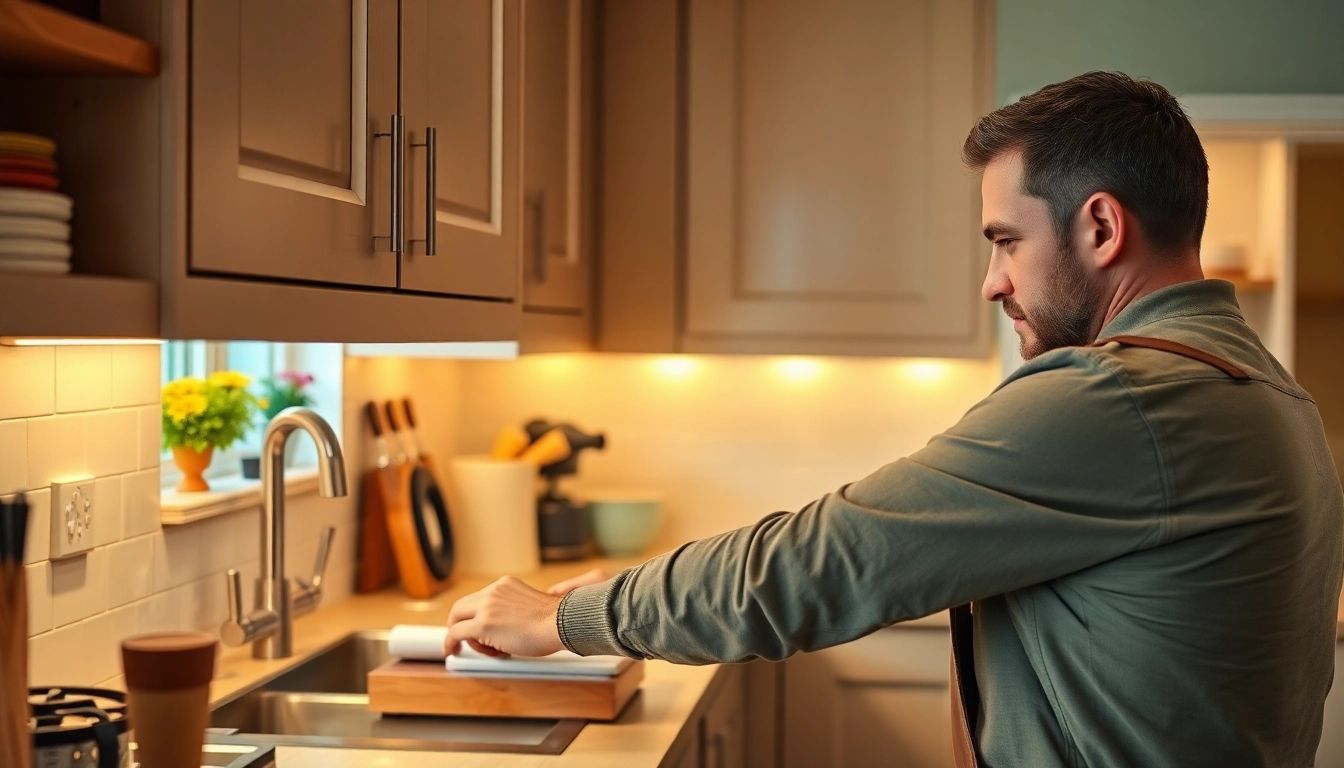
[{"x1": 309, "y1": 526, "x2": 335, "y2": 591}]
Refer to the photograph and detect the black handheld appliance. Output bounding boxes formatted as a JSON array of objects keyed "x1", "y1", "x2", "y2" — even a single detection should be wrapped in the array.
[{"x1": 524, "y1": 419, "x2": 606, "y2": 561}]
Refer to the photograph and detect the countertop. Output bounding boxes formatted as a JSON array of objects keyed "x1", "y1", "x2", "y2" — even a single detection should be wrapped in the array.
[
  {"x1": 194, "y1": 553, "x2": 1344, "y2": 766},
  {"x1": 207, "y1": 556, "x2": 719, "y2": 768}
]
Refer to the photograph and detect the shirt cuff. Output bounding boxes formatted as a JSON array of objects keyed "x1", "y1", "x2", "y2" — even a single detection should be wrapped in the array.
[{"x1": 556, "y1": 572, "x2": 639, "y2": 658}]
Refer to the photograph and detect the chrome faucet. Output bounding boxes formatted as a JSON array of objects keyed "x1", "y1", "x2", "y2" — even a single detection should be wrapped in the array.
[{"x1": 220, "y1": 408, "x2": 348, "y2": 659}]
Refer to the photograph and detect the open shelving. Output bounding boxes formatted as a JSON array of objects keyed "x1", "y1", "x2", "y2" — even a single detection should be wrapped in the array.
[
  {"x1": 0, "y1": 0, "x2": 157, "y2": 76},
  {"x1": 0, "y1": 273, "x2": 157, "y2": 339}
]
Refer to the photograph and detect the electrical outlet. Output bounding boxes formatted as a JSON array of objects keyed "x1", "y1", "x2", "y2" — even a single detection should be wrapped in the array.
[{"x1": 50, "y1": 478, "x2": 96, "y2": 559}]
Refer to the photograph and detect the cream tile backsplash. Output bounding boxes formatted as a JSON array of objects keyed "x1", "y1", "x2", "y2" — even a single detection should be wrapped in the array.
[
  {"x1": 3, "y1": 344, "x2": 360, "y2": 689},
  {"x1": 0, "y1": 419, "x2": 25, "y2": 494},
  {"x1": 0, "y1": 346, "x2": 55, "y2": 420},
  {"x1": 446, "y1": 354, "x2": 1000, "y2": 548},
  {"x1": 56, "y1": 346, "x2": 113, "y2": 413},
  {"x1": 8, "y1": 342, "x2": 997, "y2": 690}
]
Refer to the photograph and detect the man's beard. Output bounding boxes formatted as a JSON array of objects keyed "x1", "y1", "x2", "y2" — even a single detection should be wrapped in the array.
[{"x1": 1004, "y1": 241, "x2": 1103, "y2": 360}]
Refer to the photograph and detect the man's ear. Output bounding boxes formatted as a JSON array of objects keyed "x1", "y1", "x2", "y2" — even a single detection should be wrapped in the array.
[{"x1": 1077, "y1": 192, "x2": 1126, "y2": 269}]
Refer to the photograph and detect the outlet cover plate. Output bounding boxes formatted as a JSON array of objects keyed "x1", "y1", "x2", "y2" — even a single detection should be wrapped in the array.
[{"x1": 50, "y1": 477, "x2": 96, "y2": 560}]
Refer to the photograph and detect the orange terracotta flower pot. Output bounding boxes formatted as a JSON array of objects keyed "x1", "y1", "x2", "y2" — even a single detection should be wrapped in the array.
[{"x1": 172, "y1": 445, "x2": 214, "y2": 492}]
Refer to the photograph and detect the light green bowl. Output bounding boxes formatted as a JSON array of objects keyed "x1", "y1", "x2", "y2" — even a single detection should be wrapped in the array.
[{"x1": 585, "y1": 492, "x2": 663, "y2": 557}]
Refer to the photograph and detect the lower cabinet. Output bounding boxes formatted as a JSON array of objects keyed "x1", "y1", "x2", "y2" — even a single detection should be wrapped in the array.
[
  {"x1": 784, "y1": 624, "x2": 953, "y2": 768},
  {"x1": 665, "y1": 723, "x2": 704, "y2": 768},
  {"x1": 662, "y1": 663, "x2": 751, "y2": 768},
  {"x1": 704, "y1": 661, "x2": 748, "y2": 768}
]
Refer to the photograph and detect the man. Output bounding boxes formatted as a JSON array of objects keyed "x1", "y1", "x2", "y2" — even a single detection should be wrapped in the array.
[{"x1": 445, "y1": 72, "x2": 1344, "y2": 766}]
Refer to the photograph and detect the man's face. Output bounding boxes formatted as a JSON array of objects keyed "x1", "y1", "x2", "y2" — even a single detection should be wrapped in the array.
[{"x1": 980, "y1": 153, "x2": 1103, "y2": 360}]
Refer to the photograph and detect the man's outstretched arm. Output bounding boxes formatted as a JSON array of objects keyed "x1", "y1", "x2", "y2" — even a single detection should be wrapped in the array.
[{"x1": 446, "y1": 353, "x2": 1168, "y2": 662}]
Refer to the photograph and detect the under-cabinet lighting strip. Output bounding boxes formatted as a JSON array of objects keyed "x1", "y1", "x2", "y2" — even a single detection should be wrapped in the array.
[{"x1": 0, "y1": 338, "x2": 166, "y2": 347}]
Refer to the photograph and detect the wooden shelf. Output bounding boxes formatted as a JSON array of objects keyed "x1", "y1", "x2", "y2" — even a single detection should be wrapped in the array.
[
  {"x1": 0, "y1": 272, "x2": 157, "y2": 338},
  {"x1": 0, "y1": 0, "x2": 157, "y2": 76}
]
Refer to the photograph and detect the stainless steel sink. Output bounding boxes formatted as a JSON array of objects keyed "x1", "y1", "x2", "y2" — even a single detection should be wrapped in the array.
[{"x1": 209, "y1": 631, "x2": 585, "y2": 754}]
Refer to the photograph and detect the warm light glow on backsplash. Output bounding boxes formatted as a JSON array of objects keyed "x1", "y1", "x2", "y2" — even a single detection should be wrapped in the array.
[
  {"x1": 898, "y1": 359, "x2": 952, "y2": 386},
  {"x1": 454, "y1": 352, "x2": 1001, "y2": 547},
  {"x1": 529, "y1": 354, "x2": 582, "y2": 377},
  {"x1": 773, "y1": 357, "x2": 824, "y2": 382},
  {"x1": 651, "y1": 356, "x2": 700, "y2": 379}
]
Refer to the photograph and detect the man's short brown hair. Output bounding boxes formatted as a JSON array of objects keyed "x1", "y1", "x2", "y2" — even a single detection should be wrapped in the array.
[{"x1": 963, "y1": 71, "x2": 1208, "y2": 254}]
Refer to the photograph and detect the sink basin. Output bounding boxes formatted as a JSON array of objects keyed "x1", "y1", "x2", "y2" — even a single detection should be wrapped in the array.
[
  {"x1": 209, "y1": 631, "x2": 585, "y2": 754},
  {"x1": 202, "y1": 743, "x2": 275, "y2": 767}
]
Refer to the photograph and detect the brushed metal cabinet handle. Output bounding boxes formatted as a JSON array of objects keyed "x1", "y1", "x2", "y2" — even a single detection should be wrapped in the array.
[
  {"x1": 373, "y1": 114, "x2": 406, "y2": 254},
  {"x1": 411, "y1": 126, "x2": 437, "y2": 255}
]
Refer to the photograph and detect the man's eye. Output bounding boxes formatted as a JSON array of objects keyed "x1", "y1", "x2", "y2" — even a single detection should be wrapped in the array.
[{"x1": 994, "y1": 239, "x2": 1016, "y2": 248}]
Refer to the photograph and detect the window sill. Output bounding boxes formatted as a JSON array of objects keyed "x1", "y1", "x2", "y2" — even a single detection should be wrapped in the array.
[{"x1": 159, "y1": 467, "x2": 320, "y2": 526}]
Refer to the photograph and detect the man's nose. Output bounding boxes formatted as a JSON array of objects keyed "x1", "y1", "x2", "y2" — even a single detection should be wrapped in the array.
[{"x1": 981, "y1": 252, "x2": 1011, "y2": 302}]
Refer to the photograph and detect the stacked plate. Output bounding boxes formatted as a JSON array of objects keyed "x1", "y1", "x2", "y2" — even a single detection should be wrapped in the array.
[{"x1": 0, "y1": 132, "x2": 73, "y2": 276}]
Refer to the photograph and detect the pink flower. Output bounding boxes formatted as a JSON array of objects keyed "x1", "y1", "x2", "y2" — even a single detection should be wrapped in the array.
[{"x1": 277, "y1": 370, "x2": 314, "y2": 388}]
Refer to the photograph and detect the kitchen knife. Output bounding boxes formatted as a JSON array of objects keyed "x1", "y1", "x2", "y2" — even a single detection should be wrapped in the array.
[
  {"x1": 401, "y1": 398, "x2": 427, "y2": 460},
  {"x1": 364, "y1": 402, "x2": 390, "y2": 470},
  {"x1": 383, "y1": 400, "x2": 410, "y2": 464}
]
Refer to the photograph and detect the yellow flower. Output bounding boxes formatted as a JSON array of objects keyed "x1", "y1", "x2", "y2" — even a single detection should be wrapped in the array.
[
  {"x1": 162, "y1": 376, "x2": 204, "y2": 401},
  {"x1": 207, "y1": 370, "x2": 251, "y2": 389},
  {"x1": 257, "y1": 397, "x2": 270, "y2": 410},
  {"x1": 167, "y1": 393, "x2": 208, "y2": 423}
]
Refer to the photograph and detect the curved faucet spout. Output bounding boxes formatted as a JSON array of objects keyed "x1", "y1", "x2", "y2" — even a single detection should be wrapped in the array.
[
  {"x1": 243, "y1": 407, "x2": 348, "y2": 659},
  {"x1": 265, "y1": 407, "x2": 348, "y2": 498}
]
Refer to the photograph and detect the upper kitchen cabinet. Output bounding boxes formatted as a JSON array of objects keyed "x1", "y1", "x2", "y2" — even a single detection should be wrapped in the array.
[
  {"x1": 600, "y1": 0, "x2": 994, "y2": 357},
  {"x1": 0, "y1": 0, "x2": 522, "y2": 342},
  {"x1": 191, "y1": 0, "x2": 398, "y2": 288},
  {"x1": 518, "y1": 0, "x2": 597, "y2": 352},
  {"x1": 399, "y1": 0, "x2": 520, "y2": 300}
]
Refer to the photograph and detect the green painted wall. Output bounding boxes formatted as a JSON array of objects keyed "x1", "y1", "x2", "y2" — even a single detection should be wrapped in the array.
[{"x1": 998, "y1": 1, "x2": 1344, "y2": 103}]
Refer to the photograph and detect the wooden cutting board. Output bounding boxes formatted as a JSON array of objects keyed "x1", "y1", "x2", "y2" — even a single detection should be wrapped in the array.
[{"x1": 367, "y1": 658, "x2": 644, "y2": 721}]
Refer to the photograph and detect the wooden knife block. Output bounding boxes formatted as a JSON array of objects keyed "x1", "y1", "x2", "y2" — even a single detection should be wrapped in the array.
[{"x1": 367, "y1": 658, "x2": 644, "y2": 721}]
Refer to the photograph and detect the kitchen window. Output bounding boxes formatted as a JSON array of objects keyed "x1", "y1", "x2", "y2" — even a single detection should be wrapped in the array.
[{"x1": 159, "y1": 341, "x2": 343, "y2": 491}]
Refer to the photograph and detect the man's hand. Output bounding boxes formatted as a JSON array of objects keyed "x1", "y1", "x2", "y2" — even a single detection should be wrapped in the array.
[
  {"x1": 444, "y1": 576, "x2": 566, "y2": 658},
  {"x1": 547, "y1": 568, "x2": 609, "y2": 596}
]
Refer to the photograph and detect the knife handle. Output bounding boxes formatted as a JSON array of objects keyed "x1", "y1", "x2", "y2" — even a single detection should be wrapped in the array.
[
  {"x1": 384, "y1": 400, "x2": 403, "y2": 432},
  {"x1": 364, "y1": 402, "x2": 385, "y2": 437},
  {"x1": 402, "y1": 398, "x2": 418, "y2": 429}
]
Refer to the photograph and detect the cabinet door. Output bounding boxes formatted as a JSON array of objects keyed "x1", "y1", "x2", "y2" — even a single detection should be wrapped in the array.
[
  {"x1": 520, "y1": 0, "x2": 592, "y2": 314},
  {"x1": 192, "y1": 0, "x2": 398, "y2": 287},
  {"x1": 685, "y1": 0, "x2": 991, "y2": 355},
  {"x1": 664, "y1": 718, "x2": 704, "y2": 768},
  {"x1": 400, "y1": 0, "x2": 520, "y2": 299},
  {"x1": 704, "y1": 665, "x2": 748, "y2": 768},
  {"x1": 784, "y1": 627, "x2": 953, "y2": 768}
]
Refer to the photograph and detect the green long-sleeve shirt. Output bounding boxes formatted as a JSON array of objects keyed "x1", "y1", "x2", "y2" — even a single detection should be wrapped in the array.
[{"x1": 557, "y1": 279, "x2": 1344, "y2": 768}]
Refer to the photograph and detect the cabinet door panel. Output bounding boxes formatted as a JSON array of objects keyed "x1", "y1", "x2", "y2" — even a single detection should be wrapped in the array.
[
  {"x1": 521, "y1": 0, "x2": 590, "y2": 313},
  {"x1": 704, "y1": 665, "x2": 747, "y2": 768},
  {"x1": 784, "y1": 627, "x2": 953, "y2": 768},
  {"x1": 192, "y1": 0, "x2": 398, "y2": 287},
  {"x1": 401, "y1": 0, "x2": 520, "y2": 299},
  {"x1": 686, "y1": 0, "x2": 989, "y2": 346}
]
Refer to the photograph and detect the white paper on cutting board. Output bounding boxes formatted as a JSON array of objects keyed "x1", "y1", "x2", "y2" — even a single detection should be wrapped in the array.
[{"x1": 446, "y1": 646, "x2": 627, "y2": 678}]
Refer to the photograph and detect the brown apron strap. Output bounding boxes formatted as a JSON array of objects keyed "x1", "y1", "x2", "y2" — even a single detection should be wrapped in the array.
[
  {"x1": 947, "y1": 335, "x2": 1248, "y2": 767},
  {"x1": 949, "y1": 603, "x2": 980, "y2": 768},
  {"x1": 1092, "y1": 335, "x2": 1251, "y2": 380}
]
